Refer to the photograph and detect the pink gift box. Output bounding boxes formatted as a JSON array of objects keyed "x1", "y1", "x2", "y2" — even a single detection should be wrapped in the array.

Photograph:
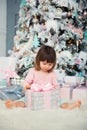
[
  {"x1": 73, "y1": 87, "x2": 87, "y2": 101},
  {"x1": 25, "y1": 89, "x2": 60, "y2": 110},
  {"x1": 60, "y1": 86, "x2": 87, "y2": 101},
  {"x1": 60, "y1": 87, "x2": 70, "y2": 100}
]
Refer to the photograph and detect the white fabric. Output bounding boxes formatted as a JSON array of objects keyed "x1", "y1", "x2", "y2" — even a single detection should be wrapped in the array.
[{"x1": 0, "y1": 99, "x2": 87, "y2": 130}]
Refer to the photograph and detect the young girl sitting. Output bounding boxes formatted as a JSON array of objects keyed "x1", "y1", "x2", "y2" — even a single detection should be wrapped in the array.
[{"x1": 5, "y1": 45, "x2": 81, "y2": 110}]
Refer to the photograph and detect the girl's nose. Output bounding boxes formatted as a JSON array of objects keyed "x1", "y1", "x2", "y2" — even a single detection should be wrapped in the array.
[{"x1": 46, "y1": 65, "x2": 49, "y2": 68}]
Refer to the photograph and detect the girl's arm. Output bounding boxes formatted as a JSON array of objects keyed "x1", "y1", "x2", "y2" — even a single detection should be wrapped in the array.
[
  {"x1": 52, "y1": 71, "x2": 59, "y2": 89},
  {"x1": 23, "y1": 68, "x2": 34, "y2": 91}
]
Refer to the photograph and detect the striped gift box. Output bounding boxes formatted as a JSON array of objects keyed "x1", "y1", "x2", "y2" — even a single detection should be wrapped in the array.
[
  {"x1": 25, "y1": 89, "x2": 60, "y2": 110},
  {"x1": 60, "y1": 86, "x2": 87, "y2": 101}
]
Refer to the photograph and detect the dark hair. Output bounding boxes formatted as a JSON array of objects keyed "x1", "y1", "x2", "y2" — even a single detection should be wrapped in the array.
[{"x1": 35, "y1": 45, "x2": 56, "y2": 72}]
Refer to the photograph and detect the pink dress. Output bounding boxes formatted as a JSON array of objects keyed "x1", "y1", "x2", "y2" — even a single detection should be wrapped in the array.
[{"x1": 23, "y1": 68, "x2": 59, "y2": 91}]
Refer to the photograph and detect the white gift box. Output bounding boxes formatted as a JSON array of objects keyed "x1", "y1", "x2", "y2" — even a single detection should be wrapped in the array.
[
  {"x1": 64, "y1": 76, "x2": 84, "y2": 86},
  {"x1": 0, "y1": 57, "x2": 16, "y2": 71},
  {"x1": 0, "y1": 57, "x2": 19, "y2": 86},
  {"x1": 0, "y1": 57, "x2": 20, "y2": 78},
  {"x1": 72, "y1": 87, "x2": 87, "y2": 101},
  {"x1": 26, "y1": 89, "x2": 60, "y2": 110},
  {"x1": 60, "y1": 86, "x2": 87, "y2": 101},
  {"x1": 64, "y1": 76, "x2": 77, "y2": 85}
]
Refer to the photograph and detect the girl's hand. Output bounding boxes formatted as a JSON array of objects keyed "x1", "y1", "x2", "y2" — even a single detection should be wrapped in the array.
[{"x1": 23, "y1": 85, "x2": 31, "y2": 91}]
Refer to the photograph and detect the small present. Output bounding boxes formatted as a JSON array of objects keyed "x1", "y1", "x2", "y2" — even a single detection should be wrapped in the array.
[
  {"x1": 10, "y1": 78, "x2": 24, "y2": 86},
  {"x1": 64, "y1": 76, "x2": 77, "y2": 86},
  {"x1": 0, "y1": 85, "x2": 25, "y2": 101},
  {"x1": 25, "y1": 88, "x2": 60, "y2": 110},
  {"x1": 64, "y1": 76, "x2": 84, "y2": 86},
  {"x1": 72, "y1": 87, "x2": 87, "y2": 101},
  {"x1": 0, "y1": 57, "x2": 16, "y2": 78},
  {"x1": 0, "y1": 57, "x2": 19, "y2": 87},
  {"x1": 60, "y1": 86, "x2": 87, "y2": 101}
]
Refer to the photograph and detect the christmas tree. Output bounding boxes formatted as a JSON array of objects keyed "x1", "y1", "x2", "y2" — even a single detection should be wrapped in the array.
[{"x1": 9, "y1": 0, "x2": 87, "y2": 83}]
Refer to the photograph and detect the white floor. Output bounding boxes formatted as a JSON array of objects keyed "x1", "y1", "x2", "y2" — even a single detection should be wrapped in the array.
[{"x1": 0, "y1": 100, "x2": 87, "y2": 130}]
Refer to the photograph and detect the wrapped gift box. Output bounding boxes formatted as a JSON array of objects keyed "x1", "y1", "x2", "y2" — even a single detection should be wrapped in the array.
[
  {"x1": 64, "y1": 76, "x2": 84, "y2": 86},
  {"x1": 25, "y1": 89, "x2": 60, "y2": 110},
  {"x1": 64, "y1": 76, "x2": 77, "y2": 86},
  {"x1": 0, "y1": 85, "x2": 25, "y2": 101},
  {"x1": 0, "y1": 57, "x2": 16, "y2": 78},
  {"x1": 10, "y1": 78, "x2": 24, "y2": 86},
  {"x1": 73, "y1": 87, "x2": 87, "y2": 101},
  {"x1": 0, "y1": 57, "x2": 19, "y2": 87},
  {"x1": 60, "y1": 86, "x2": 87, "y2": 101}
]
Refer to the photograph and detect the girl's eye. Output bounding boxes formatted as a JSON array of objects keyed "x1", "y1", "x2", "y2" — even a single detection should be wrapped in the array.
[
  {"x1": 43, "y1": 63, "x2": 47, "y2": 65},
  {"x1": 41, "y1": 62, "x2": 46, "y2": 65},
  {"x1": 48, "y1": 63, "x2": 52, "y2": 66}
]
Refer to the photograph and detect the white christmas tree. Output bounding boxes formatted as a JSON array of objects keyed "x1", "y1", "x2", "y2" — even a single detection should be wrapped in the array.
[{"x1": 9, "y1": 0, "x2": 87, "y2": 82}]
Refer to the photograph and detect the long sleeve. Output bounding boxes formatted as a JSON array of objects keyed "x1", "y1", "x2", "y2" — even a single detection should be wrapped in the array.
[
  {"x1": 52, "y1": 71, "x2": 59, "y2": 89},
  {"x1": 23, "y1": 68, "x2": 34, "y2": 87}
]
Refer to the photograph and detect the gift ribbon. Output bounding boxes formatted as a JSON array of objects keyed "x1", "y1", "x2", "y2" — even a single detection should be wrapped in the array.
[
  {"x1": 69, "y1": 85, "x2": 77, "y2": 99},
  {"x1": 0, "y1": 69, "x2": 18, "y2": 86},
  {"x1": 30, "y1": 83, "x2": 55, "y2": 109},
  {"x1": 5, "y1": 85, "x2": 24, "y2": 98},
  {"x1": 44, "y1": 90, "x2": 50, "y2": 109},
  {"x1": 30, "y1": 83, "x2": 54, "y2": 92},
  {"x1": 26, "y1": 85, "x2": 59, "y2": 110}
]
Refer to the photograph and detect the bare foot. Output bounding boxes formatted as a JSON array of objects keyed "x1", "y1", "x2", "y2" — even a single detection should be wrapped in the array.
[
  {"x1": 60, "y1": 100, "x2": 81, "y2": 110},
  {"x1": 5, "y1": 100, "x2": 16, "y2": 109},
  {"x1": 68, "y1": 100, "x2": 81, "y2": 110},
  {"x1": 75, "y1": 100, "x2": 81, "y2": 107},
  {"x1": 5, "y1": 100, "x2": 26, "y2": 108},
  {"x1": 15, "y1": 101, "x2": 26, "y2": 107}
]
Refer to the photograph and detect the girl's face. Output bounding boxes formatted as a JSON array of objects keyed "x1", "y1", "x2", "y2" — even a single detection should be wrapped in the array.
[{"x1": 40, "y1": 60, "x2": 54, "y2": 72}]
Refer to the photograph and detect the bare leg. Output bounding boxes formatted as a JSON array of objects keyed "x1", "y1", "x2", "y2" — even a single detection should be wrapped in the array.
[
  {"x1": 60, "y1": 100, "x2": 81, "y2": 110},
  {"x1": 5, "y1": 100, "x2": 26, "y2": 109}
]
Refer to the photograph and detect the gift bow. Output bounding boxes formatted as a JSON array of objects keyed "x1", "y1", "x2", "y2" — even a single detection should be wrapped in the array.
[
  {"x1": 31, "y1": 83, "x2": 54, "y2": 92},
  {"x1": 5, "y1": 85, "x2": 25, "y2": 98}
]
